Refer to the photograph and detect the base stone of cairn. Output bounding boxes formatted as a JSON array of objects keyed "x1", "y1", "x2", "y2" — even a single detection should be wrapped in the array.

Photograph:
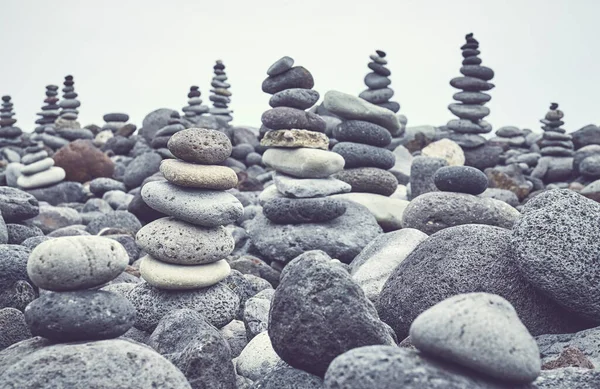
[
  {"x1": 0, "y1": 96, "x2": 23, "y2": 147},
  {"x1": 323, "y1": 90, "x2": 407, "y2": 231},
  {"x1": 131, "y1": 128, "x2": 243, "y2": 331},
  {"x1": 531, "y1": 103, "x2": 575, "y2": 183},
  {"x1": 209, "y1": 60, "x2": 233, "y2": 124},
  {"x1": 359, "y1": 49, "x2": 400, "y2": 114},
  {"x1": 16, "y1": 142, "x2": 65, "y2": 190},
  {"x1": 247, "y1": 57, "x2": 382, "y2": 266}
]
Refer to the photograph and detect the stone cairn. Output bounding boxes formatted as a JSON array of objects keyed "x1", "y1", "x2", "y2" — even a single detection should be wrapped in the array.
[
  {"x1": 56, "y1": 75, "x2": 81, "y2": 129},
  {"x1": 136, "y1": 127, "x2": 243, "y2": 293},
  {"x1": 24, "y1": 236, "x2": 136, "y2": 342},
  {"x1": 35, "y1": 85, "x2": 60, "y2": 131},
  {"x1": 260, "y1": 56, "x2": 350, "y2": 225},
  {"x1": 446, "y1": 33, "x2": 495, "y2": 151},
  {"x1": 491, "y1": 126, "x2": 539, "y2": 174},
  {"x1": 102, "y1": 113, "x2": 130, "y2": 133},
  {"x1": 359, "y1": 50, "x2": 400, "y2": 114},
  {"x1": 16, "y1": 141, "x2": 65, "y2": 190},
  {"x1": 0, "y1": 95, "x2": 22, "y2": 146},
  {"x1": 151, "y1": 112, "x2": 185, "y2": 155},
  {"x1": 182, "y1": 86, "x2": 209, "y2": 120},
  {"x1": 209, "y1": 60, "x2": 233, "y2": 123},
  {"x1": 539, "y1": 103, "x2": 574, "y2": 157}
]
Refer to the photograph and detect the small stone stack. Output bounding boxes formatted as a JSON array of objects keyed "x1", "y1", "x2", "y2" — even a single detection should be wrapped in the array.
[
  {"x1": 24, "y1": 236, "x2": 136, "y2": 342},
  {"x1": 446, "y1": 33, "x2": 495, "y2": 147},
  {"x1": 102, "y1": 113, "x2": 130, "y2": 133},
  {"x1": 209, "y1": 60, "x2": 233, "y2": 123},
  {"x1": 16, "y1": 142, "x2": 66, "y2": 190},
  {"x1": 260, "y1": 56, "x2": 350, "y2": 225},
  {"x1": 539, "y1": 103, "x2": 574, "y2": 157},
  {"x1": 491, "y1": 126, "x2": 540, "y2": 173},
  {"x1": 0, "y1": 95, "x2": 22, "y2": 146},
  {"x1": 56, "y1": 75, "x2": 81, "y2": 129},
  {"x1": 359, "y1": 50, "x2": 400, "y2": 113},
  {"x1": 182, "y1": 86, "x2": 209, "y2": 119},
  {"x1": 35, "y1": 85, "x2": 60, "y2": 130},
  {"x1": 151, "y1": 112, "x2": 185, "y2": 155},
  {"x1": 137, "y1": 128, "x2": 243, "y2": 291}
]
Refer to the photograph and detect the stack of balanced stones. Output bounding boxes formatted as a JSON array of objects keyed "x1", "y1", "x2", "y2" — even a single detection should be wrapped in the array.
[
  {"x1": 260, "y1": 56, "x2": 350, "y2": 224},
  {"x1": 446, "y1": 33, "x2": 495, "y2": 147},
  {"x1": 34, "y1": 85, "x2": 60, "y2": 131},
  {"x1": 102, "y1": 113, "x2": 130, "y2": 133},
  {"x1": 359, "y1": 50, "x2": 400, "y2": 113},
  {"x1": 539, "y1": 103, "x2": 574, "y2": 157},
  {"x1": 55, "y1": 75, "x2": 81, "y2": 129},
  {"x1": 0, "y1": 95, "x2": 22, "y2": 146},
  {"x1": 24, "y1": 236, "x2": 135, "y2": 342},
  {"x1": 151, "y1": 112, "x2": 185, "y2": 153},
  {"x1": 209, "y1": 60, "x2": 233, "y2": 123},
  {"x1": 137, "y1": 128, "x2": 243, "y2": 290},
  {"x1": 182, "y1": 86, "x2": 209, "y2": 120},
  {"x1": 16, "y1": 142, "x2": 65, "y2": 190}
]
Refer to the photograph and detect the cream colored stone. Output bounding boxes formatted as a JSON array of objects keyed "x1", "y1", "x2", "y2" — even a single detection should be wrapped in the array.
[
  {"x1": 140, "y1": 255, "x2": 231, "y2": 290},
  {"x1": 421, "y1": 139, "x2": 465, "y2": 166},
  {"x1": 260, "y1": 129, "x2": 329, "y2": 150}
]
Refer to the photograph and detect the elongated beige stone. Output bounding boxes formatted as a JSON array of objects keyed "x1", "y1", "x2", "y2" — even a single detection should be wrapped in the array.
[
  {"x1": 140, "y1": 255, "x2": 231, "y2": 290},
  {"x1": 160, "y1": 160, "x2": 238, "y2": 190}
]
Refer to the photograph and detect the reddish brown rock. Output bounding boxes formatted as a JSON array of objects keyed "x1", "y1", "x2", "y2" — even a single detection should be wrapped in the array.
[
  {"x1": 542, "y1": 346, "x2": 595, "y2": 370},
  {"x1": 53, "y1": 140, "x2": 115, "y2": 183},
  {"x1": 484, "y1": 164, "x2": 532, "y2": 201}
]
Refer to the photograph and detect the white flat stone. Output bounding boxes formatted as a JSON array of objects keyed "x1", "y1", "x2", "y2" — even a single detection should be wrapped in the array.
[
  {"x1": 263, "y1": 148, "x2": 345, "y2": 178},
  {"x1": 20, "y1": 157, "x2": 55, "y2": 175},
  {"x1": 17, "y1": 166, "x2": 65, "y2": 189},
  {"x1": 140, "y1": 255, "x2": 231, "y2": 290}
]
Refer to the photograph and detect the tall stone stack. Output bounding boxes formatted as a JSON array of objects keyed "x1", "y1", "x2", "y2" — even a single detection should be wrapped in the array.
[
  {"x1": 56, "y1": 75, "x2": 81, "y2": 129},
  {"x1": 137, "y1": 128, "x2": 243, "y2": 294},
  {"x1": 24, "y1": 236, "x2": 136, "y2": 342},
  {"x1": 359, "y1": 50, "x2": 400, "y2": 114},
  {"x1": 539, "y1": 103, "x2": 574, "y2": 157},
  {"x1": 182, "y1": 86, "x2": 209, "y2": 119},
  {"x1": 0, "y1": 95, "x2": 22, "y2": 146},
  {"x1": 16, "y1": 142, "x2": 66, "y2": 190},
  {"x1": 260, "y1": 56, "x2": 350, "y2": 225},
  {"x1": 209, "y1": 60, "x2": 233, "y2": 123},
  {"x1": 35, "y1": 85, "x2": 60, "y2": 130}
]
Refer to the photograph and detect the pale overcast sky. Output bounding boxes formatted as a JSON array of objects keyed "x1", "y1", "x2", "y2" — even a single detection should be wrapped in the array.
[{"x1": 1, "y1": 0, "x2": 598, "y2": 133}]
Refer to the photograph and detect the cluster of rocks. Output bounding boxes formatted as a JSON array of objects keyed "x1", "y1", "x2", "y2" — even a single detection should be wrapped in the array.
[
  {"x1": 0, "y1": 96, "x2": 22, "y2": 147},
  {"x1": 209, "y1": 60, "x2": 233, "y2": 123},
  {"x1": 359, "y1": 50, "x2": 400, "y2": 113},
  {"x1": 15, "y1": 143, "x2": 65, "y2": 190}
]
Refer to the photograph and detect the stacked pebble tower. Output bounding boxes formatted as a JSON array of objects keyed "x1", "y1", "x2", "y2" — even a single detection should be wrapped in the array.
[
  {"x1": 136, "y1": 128, "x2": 243, "y2": 291},
  {"x1": 446, "y1": 33, "x2": 495, "y2": 148},
  {"x1": 209, "y1": 60, "x2": 233, "y2": 123},
  {"x1": 359, "y1": 50, "x2": 400, "y2": 113},
  {"x1": 102, "y1": 113, "x2": 130, "y2": 133},
  {"x1": 182, "y1": 86, "x2": 209, "y2": 119},
  {"x1": 0, "y1": 95, "x2": 22, "y2": 146},
  {"x1": 34, "y1": 85, "x2": 60, "y2": 131},
  {"x1": 16, "y1": 142, "x2": 65, "y2": 190},
  {"x1": 55, "y1": 75, "x2": 81, "y2": 129},
  {"x1": 24, "y1": 236, "x2": 136, "y2": 342},
  {"x1": 151, "y1": 112, "x2": 185, "y2": 151},
  {"x1": 539, "y1": 103, "x2": 574, "y2": 157},
  {"x1": 260, "y1": 56, "x2": 351, "y2": 224}
]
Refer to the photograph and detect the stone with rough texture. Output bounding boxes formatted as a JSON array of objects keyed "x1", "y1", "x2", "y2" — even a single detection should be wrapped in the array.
[
  {"x1": 85, "y1": 210, "x2": 142, "y2": 235},
  {"x1": 536, "y1": 326, "x2": 600, "y2": 368},
  {"x1": 434, "y1": 165, "x2": 488, "y2": 195},
  {"x1": 260, "y1": 129, "x2": 328, "y2": 149},
  {"x1": 263, "y1": 148, "x2": 345, "y2": 178},
  {"x1": 123, "y1": 152, "x2": 162, "y2": 189},
  {"x1": 377, "y1": 224, "x2": 590, "y2": 340},
  {"x1": 27, "y1": 236, "x2": 129, "y2": 291},
  {"x1": 142, "y1": 181, "x2": 243, "y2": 227},
  {"x1": 0, "y1": 188, "x2": 38, "y2": 222},
  {"x1": 410, "y1": 293, "x2": 541, "y2": 383},
  {"x1": 160, "y1": 160, "x2": 237, "y2": 190},
  {"x1": 409, "y1": 157, "x2": 448, "y2": 199},
  {"x1": 333, "y1": 120, "x2": 392, "y2": 147},
  {"x1": 7, "y1": 224, "x2": 43, "y2": 246},
  {"x1": 52, "y1": 139, "x2": 114, "y2": 183},
  {"x1": 0, "y1": 308, "x2": 31, "y2": 351},
  {"x1": 263, "y1": 197, "x2": 347, "y2": 224},
  {"x1": 542, "y1": 347, "x2": 595, "y2": 370},
  {"x1": 261, "y1": 108, "x2": 326, "y2": 133},
  {"x1": 323, "y1": 91, "x2": 400, "y2": 133},
  {"x1": 262, "y1": 66, "x2": 314, "y2": 94},
  {"x1": 26, "y1": 181, "x2": 86, "y2": 206},
  {"x1": 168, "y1": 128, "x2": 232, "y2": 164},
  {"x1": 236, "y1": 331, "x2": 284, "y2": 381},
  {"x1": 331, "y1": 193, "x2": 408, "y2": 231},
  {"x1": 140, "y1": 108, "x2": 178, "y2": 143},
  {"x1": 140, "y1": 255, "x2": 231, "y2": 290},
  {"x1": 269, "y1": 250, "x2": 396, "y2": 377},
  {"x1": 269, "y1": 88, "x2": 320, "y2": 110},
  {"x1": 511, "y1": 189, "x2": 600, "y2": 321},
  {"x1": 530, "y1": 368, "x2": 600, "y2": 389},
  {"x1": 251, "y1": 368, "x2": 323, "y2": 389},
  {"x1": 266, "y1": 56, "x2": 294, "y2": 76},
  {"x1": 274, "y1": 173, "x2": 351, "y2": 198},
  {"x1": 333, "y1": 168, "x2": 398, "y2": 196},
  {"x1": 332, "y1": 142, "x2": 395, "y2": 170}
]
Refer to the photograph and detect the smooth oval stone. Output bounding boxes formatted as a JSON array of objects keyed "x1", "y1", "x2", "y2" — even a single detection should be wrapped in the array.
[
  {"x1": 448, "y1": 103, "x2": 490, "y2": 121},
  {"x1": 168, "y1": 128, "x2": 232, "y2": 164},
  {"x1": 261, "y1": 107, "x2": 326, "y2": 133},
  {"x1": 452, "y1": 91, "x2": 491, "y2": 104},
  {"x1": 260, "y1": 129, "x2": 329, "y2": 150},
  {"x1": 369, "y1": 54, "x2": 387, "y2": 64},
  {"x1": 460, "y1": 65, "x2": 495, "y2": 81},
  {"x1": 24, "y1": 290, "x2": 135, "y2": 341},
  {"x1": 262, "y1": 148, "x2": 345, "y2": 178},
  {"x1": 103, "y1": 113, "x2": 129, "y2": 122},
  {"x1": 462, "y1": 56, "x2": 482, "y2": 65},
  {"x1": 359, "y1": 88, "x2": 394, "y2": 104},
  {"x1": 450, "y1": 77, "x2": 495, "y2": 91},
  {"x1": 267, "y1": 56, "x2": 294, "y2": 76},
  {"x1": 541, "y1": 147, "x2": 574, "y2": 157},
  {"x1": 20, "y1": 158, "x2": 54, "y2": 175},
  {"x1": 17, "y1": 167, "x2": 65, "y2": 190},
  {"x1": 269, "y1": 88, "x2": 319, "y2": 110},
  {"x1": 332, "y1": 142, "x2": 395, "y2": 170},
  {"x1": 496, "y1": 126, "x2": 524, "y2": 137},
  {"x1": 27, "y1": 236, "x2": 129, "y2": 291},
  {"x1": 141, "y1": 181, "x2": 244, "y2": 227},
  {"x1": 262, "y1": 66, "x2": 314, "y2": 94},
  {"x1": 334, "y1": 167, "x2": 398, "y2": 196},
  {"x1": 136, "y1": 217, "x2": 234, "y2": 265},
  {"x1": 140, "y1": 256, "x2": 231, "y2": 290},
  {"x1": 368, "y1": 62, "x2": 391, "y2": 76},
  {"x1": 447, "y1": 119, "x2": 492, "y2": 134},
  {"x1": 364, "y1": 72, "x2": 391, "y2": 89},
  {"x1": 434, "y1": 166, "x2": 489, "y2": 195},
  {"x1": 263, "y1": 197, "x2": 347, "y2": 224},
  {"x1": 376, "y1": 101, "x2": 400, "y2": 113},
  {"x1": 333, "y1": 120, "x2": 392, "y2": 147},
  {"x1": 160, "y1": 160, "x2": 238, "y2": 190}
]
